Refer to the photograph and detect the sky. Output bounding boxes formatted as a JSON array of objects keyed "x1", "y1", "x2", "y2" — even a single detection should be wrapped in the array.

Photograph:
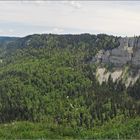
[{"x1": 0, "y1": 1, "x2": 140, "y2": 37}]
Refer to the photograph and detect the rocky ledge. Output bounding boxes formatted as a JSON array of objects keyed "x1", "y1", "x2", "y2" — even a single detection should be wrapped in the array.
[{"x1": 93, "y1": 36, "x2": 140, "y2": 67}]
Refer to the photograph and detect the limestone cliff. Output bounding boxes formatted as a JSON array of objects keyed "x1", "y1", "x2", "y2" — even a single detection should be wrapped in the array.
[
  {"x1": 94, "y1": 36, "x2": 140, "y2": 67},
  {"x1": 94, "y1": 36, "x2": 140, "y2": 86}
]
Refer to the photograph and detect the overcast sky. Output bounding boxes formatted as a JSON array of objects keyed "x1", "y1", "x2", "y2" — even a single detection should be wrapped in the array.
[{"x1": 0, "y1": 1, "x2": 140, "y2": 37}]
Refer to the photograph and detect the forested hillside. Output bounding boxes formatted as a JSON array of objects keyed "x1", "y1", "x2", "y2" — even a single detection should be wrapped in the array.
[{"x1": 0, "y1": 33, "x2": 139, "y2": 139}]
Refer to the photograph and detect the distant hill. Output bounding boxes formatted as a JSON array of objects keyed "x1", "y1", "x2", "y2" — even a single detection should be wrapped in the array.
[{"x1": 0, "y1": 36, "x2": 19, "y2": 43}]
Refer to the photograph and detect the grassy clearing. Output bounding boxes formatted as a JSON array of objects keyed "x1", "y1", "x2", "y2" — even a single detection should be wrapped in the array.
[{"x1": 0, "y1": 116, "x2": 139, "y2": 139}]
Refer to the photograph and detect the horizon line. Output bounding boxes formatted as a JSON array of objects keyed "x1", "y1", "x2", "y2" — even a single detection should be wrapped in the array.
[{"x1": 0, "y1": 32, "x2": 139, "y2": 38}]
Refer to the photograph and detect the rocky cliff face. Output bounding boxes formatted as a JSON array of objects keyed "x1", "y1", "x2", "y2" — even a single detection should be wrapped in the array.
[
  {"x1": 93, "y1": 36, "x2": 140, "y2": 86},
  {"x1": 94, "y1": 36, "x2": 140, "y2": 67}
]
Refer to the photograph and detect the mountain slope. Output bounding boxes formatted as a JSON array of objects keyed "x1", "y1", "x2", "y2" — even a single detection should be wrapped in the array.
[{"x1": 0, "y1": 33, "x2": 139, "y2": 138}]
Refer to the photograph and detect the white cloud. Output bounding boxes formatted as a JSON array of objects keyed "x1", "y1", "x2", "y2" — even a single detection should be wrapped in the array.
[
  {"x1": 34, "y1": 0, "x2": 45, "y2": 4},
  {"x1": 0, "y1": 1, "x2": 140, "y2": 36},
  {"x1": 0, "y1": 29, "x2": 3, "y2": 34},
  {"x1": 61, "y1": 1, "x2": 82, "y2": 9},
  {"x1": 20, "y1": 0, "x2": 47, "y2": 5},
  {"x1": 70, "y1": 1, "x2": 81, "y2": 9},
  {"x1": 9, "y1": 29, "x2": 14, "y2": 33},
  {"x1": 51, "y1": 27, "x2": 64, "y2": 34}
]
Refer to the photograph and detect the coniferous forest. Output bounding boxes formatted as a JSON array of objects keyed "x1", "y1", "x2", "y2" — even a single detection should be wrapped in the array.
[{"x1": 0, "y1": 34, "x2": 140, "y2": 139}]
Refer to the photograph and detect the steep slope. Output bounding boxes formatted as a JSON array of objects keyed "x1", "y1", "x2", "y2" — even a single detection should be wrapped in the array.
[
  {"x1": 94, "y1": 36, "x2": 140, "y2": 67},
  {"x1": 94, "y1": 36, "x2": 140, "y2": 86},
  {"x1": 0, "y1": 33, "x2": 139, "y2": 138}
]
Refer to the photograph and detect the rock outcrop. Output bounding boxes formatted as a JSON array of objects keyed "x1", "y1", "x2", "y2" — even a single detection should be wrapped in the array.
[
  {"x1": 94, "y1": 36, "x2": 140, "y2": 67},
  {"x1": 96, "y1": 67, "x2": 140, "y2": 87}
]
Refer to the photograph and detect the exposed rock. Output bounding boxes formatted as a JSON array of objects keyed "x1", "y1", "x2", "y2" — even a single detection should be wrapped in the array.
[
  {"x1": 96, "y1": 67, "x2": 139, "y2": 87},
  {"x1": 95, "y1": 36, "x2": 140, "y2": 67},
  {"x1": 94, "y1": 36, "x2": 140, "y2": 86},
  {"x1": 96, "y1": 68, "x2": 123, "y2": 84},
  {"x1": 96, "y1": 68, "x2": 109, "y2": 84}
]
